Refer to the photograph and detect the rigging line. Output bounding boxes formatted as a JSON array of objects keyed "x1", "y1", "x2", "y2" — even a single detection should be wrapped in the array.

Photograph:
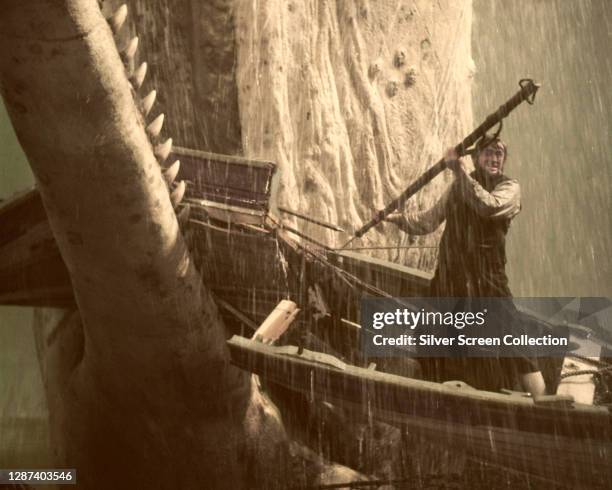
[
  {"x1": 268, "y1": 216, "x2": 394, "y2": 298},
  {"x1": 307, "y1": 244, "x2": 393, "y2": 298},
  {"x1": 313, "y1": 241, "x2": 397, "y2": 297},
  {"x1": 269, "y1": 218, "x2": 366, "y2": 294},
  {"x1": 294, "y1": 239, "x2": 362, "y2": 293}
]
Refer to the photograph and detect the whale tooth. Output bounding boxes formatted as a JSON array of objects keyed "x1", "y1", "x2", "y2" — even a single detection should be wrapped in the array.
[
  {"x1": 147, "y1": 113, "x2": 164, "y2": 138},
  {"x1": 154, "y1": 138, "x2": 172, "y2": 162},
  {"x1": 163, "y1": 160, "x2": 180, "y2": 185},
  {"x1": 170, "y1": 181, "x2": 186, "y2": 208},
  {"x1": 140, "y1": 90, "x2": 156, "y2": 116},
  {"x1": 121, "y1": 36, "x2": 139, "y2": 63},
  {"x1": 108, "y1": 4, "x2": 128, "y2": 35},
  {"x1": 177, "y1": 204, "x2": 190, "y2": 225},
  {"x1": 130, "y1": 62, "x2": 147, "y2": 90}
]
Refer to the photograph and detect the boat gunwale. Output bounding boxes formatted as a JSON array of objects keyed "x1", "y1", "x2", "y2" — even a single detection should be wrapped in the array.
[{"x1": 228, "y1": 335, "x2": 612, "y2": 441}]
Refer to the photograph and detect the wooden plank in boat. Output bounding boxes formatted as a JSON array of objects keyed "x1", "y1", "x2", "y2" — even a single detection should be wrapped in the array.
[{"x1": 172, "y1": 147, "x2": 276, "y2": 226}]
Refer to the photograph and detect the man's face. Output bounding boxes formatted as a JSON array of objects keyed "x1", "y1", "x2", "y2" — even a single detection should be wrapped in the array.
[{"x1": 476, "y1": 142, "x2": 506, "y2": 176}]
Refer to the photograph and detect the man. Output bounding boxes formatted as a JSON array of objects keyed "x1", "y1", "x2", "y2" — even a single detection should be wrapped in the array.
[{"x1": 383, "y1": 136, "x2": 546, "y2": 395}]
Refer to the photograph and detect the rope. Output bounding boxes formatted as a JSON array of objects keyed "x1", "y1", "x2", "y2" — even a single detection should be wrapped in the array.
[
  {"x1": 268, "y1": 216, "x2": 394, "y2": 298},
  {"x1": 560, "y1": 366, "x2": 612, "y2": 379},
  {"x1": 297, "y1": 238, "x2": 393, "y2": 298},
  {"x1": 567, "y1": 353, "x2": 612, "y2": 368},
  {"x1": 314, "y1": 246, "x2": 393, "y2": 298}
]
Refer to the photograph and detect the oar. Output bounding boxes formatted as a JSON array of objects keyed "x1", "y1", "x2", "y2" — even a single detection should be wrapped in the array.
[{"x1": 341, "y1": 79, "x2": 541, "y2": 249}]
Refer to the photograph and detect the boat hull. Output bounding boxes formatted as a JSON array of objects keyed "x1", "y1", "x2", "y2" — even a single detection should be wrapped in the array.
[{"x1": 228, "y1": 335, "x2": 612, "y2": 488}]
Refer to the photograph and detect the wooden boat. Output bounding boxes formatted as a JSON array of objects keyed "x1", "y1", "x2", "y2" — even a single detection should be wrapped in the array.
[
  {"x1": 228, "y1": 336, "x2": 611, "y2": 488},
  {"x1": 0, "y1": 146, "x2": 429, "y2": 325},
  {"x1": 1, "y1": 147, "x2": 611, "y2": 488}
]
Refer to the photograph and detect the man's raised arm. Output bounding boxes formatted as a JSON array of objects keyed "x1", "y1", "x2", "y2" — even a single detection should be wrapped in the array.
[{"x1": 384, "y1": 188, "x2": 449, "y2": 235}]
